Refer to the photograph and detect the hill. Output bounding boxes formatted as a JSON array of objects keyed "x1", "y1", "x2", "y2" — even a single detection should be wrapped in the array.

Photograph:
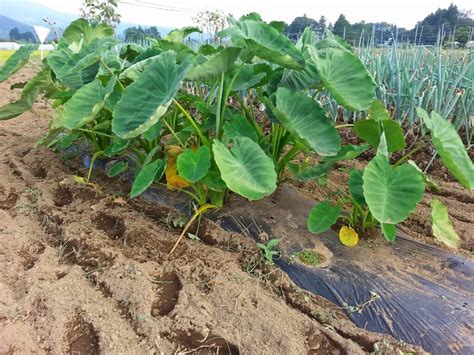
[
  {"x1": 0, "y1": 0, "x2": 173, "y2": 38},
  {"x1": 0, "y1": 15, "x2": 34, "y2": 40}
]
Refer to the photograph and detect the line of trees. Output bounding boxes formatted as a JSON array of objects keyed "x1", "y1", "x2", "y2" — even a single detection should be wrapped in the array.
[
  {"x1": 9, "y1": 28, "x2": 36, "y2": 43},
  {"x1": 124, "y1": 26, "x2": 161, "y2": 43},
  {"x1": 284, "y1": 3, "x2": 473, "y2": 47}
]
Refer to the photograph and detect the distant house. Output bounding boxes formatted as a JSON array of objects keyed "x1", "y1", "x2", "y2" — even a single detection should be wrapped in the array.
[
  {"x1": 467, "y1": 41, "x2": 474, "y2": 48},
  {"x1": 0, "y1": 42, "x2": 54, "y2": 51},
  {"x1": 39, "y1": 44, "x2": 55, "y2": 50},
  {"x1": 0, "y1": 42, "x2": 20, "y2": 50}
]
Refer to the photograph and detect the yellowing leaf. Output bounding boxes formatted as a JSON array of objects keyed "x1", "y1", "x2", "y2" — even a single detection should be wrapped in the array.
[
  {"x1": 165, "y1": 146, "x2": 191, "y2": 190},
  {"x1": 339, "y1": 226, "x2": 359, "y2": 247},
  {"x1": 431, "y1": 199, "x2": 461, "y2": 249},
  {"x1": 167, "y1": 144, "x2": 183, "y2": 156},
  {"x1": 73, "y1": 175, "x2": 100, "y2": 190}
]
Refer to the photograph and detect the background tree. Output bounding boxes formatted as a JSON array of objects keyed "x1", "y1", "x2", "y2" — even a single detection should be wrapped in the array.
[
  {"x1": 333, "y1": 14, "x2": 350, "y2": 38},
  {"x1": 415, "y1": 3, "x2": 474, "y2": 45},
  {"x1": 9, "y1": 27, "x2": 37, "y2": 43},
  {"x1": 124, "y1": 26, "x2": 161, "y2": 43},
  {"x1": 81, "y1": 0, "x2": 121, "y2": 27},
  {"x1": 193, "y1": 10, "x2": 229, "y2": 43},
  {"x1": 316, "y1": 16, "x2": 327, "y2": 37},
  {"x1": 284, "y1": 14, "x2": 318, "y2": 40}
]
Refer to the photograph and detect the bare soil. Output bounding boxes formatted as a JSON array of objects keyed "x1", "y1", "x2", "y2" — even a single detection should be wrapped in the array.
[{"x1": 0, "y1": 67, "x2": 426, "y2": 353}]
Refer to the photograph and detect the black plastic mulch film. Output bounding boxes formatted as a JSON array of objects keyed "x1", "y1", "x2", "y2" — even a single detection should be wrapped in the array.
[{"x1": 88, "y1": 156, "x2": 473, "y2": 354}]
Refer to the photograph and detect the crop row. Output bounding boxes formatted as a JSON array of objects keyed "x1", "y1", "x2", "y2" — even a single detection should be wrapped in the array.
[{"x1": 0, "y1": 14, "x2": 472, "y2": 248}]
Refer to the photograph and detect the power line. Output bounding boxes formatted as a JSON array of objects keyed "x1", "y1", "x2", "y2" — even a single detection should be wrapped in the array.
[
  {"x1": 132, "y1": 0, "x2": 200, "y2": 12},
  {"x1": 118, "y1": 0, "x2": 200, "y2": 14}
]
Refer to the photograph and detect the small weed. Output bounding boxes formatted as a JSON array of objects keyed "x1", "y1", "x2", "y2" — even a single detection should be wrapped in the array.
[
  {"x1": 163, "y1": 212, "x2": 186, "y2": 228},
  {"x1": 290, "y1": 250, "x2": 321, "y2": 266},
  {"x1": 343, "y1": 291, "x2": 380, "y2": 314},
  {"x1": 256, "y1": 239, "x2": 280, "y2": 265}
]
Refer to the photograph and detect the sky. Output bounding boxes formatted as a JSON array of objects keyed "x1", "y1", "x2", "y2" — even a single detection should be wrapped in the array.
[{"x1": 31, "y1": 0, "x2": 474, "y2": 29}]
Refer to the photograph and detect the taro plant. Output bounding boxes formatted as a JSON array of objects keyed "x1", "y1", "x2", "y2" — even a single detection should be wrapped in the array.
[
  {"x1": 1, "y1": 14, "x2": 472, "y2": 250},
  {"x1": 307, "y1": 103, "x2": 474, "y2": 246}
]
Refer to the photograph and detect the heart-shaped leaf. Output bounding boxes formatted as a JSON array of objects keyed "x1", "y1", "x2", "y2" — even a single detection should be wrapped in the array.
[
  {"x1": 381, "y1": 223, "x2": 397, "y2": 242},
  {"x1": 231, "y1": 63, "x2": 269, "y2": 91},
  {"x1": 213, "y1": 137, "x2": 276, "y2": 200},
  {"x1": 223, "y1": 114, "x2": 259, "y2": 142},
  {"x1": 60, "y1": 18, "x2": 114, "y2": 47},
  {"x1": 308, "y1": 46, "x2": 374, "y2": 111},
  {"x1": 177, "y1": 146, "x2": 211, "y2": 183},
  {"x1": 131, "y1": 159, "x2": 165, "y2": 198},
  {"x1": 418, "y1": 108, "x2": 474, "y2": 190},
  {"x1": 185, "y1": 47, "x2": 241, "y2": 81},
  {"x1": 63, "y1": 77, "x2": 116, "y2": 129},
  {"x1": 431, "y1": 199, "x2": 461, "y2": 249},
  {"x1": 307, "y1": 201, "x2": 341, "y2": 234},
  {"x1": 339, "y1": 226, "x2": 359, "y2": 246},
  {"x1": 369, "y1": 100, "x2": 390, "y2": 121},
  {"x1": 324, "y1": 144, "x2": 369, "y2": 162},
  {"x1": 164, "y1": 27, "x2": 201, "y2": 43},
  {"x1": 220, "y1": 19, "x2": 304, "y2": 69},
  {"x1": 165, "y1": 146, "x2": 191, "y2": 190},
  {"x1": 0, "y1": 45, "x2": 37, "y2": 82},
  {"x1": 289, "y1": 161, "x2": 335, "y2": 181},
  {"x1": 112, "y1": 51, "x2": 192, "y2": 139},
  {"x1": 107, "y1": 161, "x2": 128, "y2": 177},
  {"x1": 348, "y1": 169, "x2": 366, "y2": 206},
  {"x1": 270, "y1": 87, "x2": 340, "y2": 156},
  {"x1": 362, "y1": 155, "x2": 425, "y2": 224},
  {"x1": 354, "y1": 119, "x2": 405, "y2": 153}
]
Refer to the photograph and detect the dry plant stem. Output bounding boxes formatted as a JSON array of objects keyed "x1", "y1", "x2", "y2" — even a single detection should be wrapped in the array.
[
  {"x1": 168, "y1": 204, "x2": 217, "y2": 256},
  {"x1": 335, "y1": 124, "x2": 354, "y2": 129}
]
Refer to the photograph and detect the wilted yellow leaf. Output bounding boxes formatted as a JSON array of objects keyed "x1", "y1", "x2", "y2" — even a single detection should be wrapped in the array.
[
  {"x1": 72, "y1": 175, "x2": 100, "y2": 190},
  {"x1": 165, "y1": 146, "x2": 190, "y2": 190},
  {"x1": 339, "y1": 226, "x2": 359, "y2": 247}
]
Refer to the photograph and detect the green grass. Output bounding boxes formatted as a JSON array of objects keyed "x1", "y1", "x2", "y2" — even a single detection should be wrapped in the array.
[
  {"x1": 292, "y1": 250, "x2": 321, "y2": 266},
  {"x1": 0, "y1": 50, "x2": 49, "y2": 65}
]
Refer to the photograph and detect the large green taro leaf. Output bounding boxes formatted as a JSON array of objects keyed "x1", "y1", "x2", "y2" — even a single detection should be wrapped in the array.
[
  {"x1": 272, "y1": 88, "x2": 340, "y2": 156},
  {"x1": 231, "y1": 63, "x2": 269, "y2": 91},
  {"x1": 0, "y1": 45, "x2": 38, "y2": 82},
  {"x1": 119, "y1": 54, "x2": 161, "y2": 81},
  {"x1": 323, "y1": 144, "x2": 369, "y2": 162},
  {"x1": 60, "y1": 18, "x2": 114, "y2": 47},
  {"x1": 288, "y1": 161, "x2": 335, "y2": 181},
  {"x1": 223, "y1": 114, "x2": 259, "y2": 142},
  {"x1": 308, "y1": 46, "x2": 374, "y2": 111},
  {"x1": 279, "y1": 27, "x2": 320, "y2": 91},
  {"x1": 348, "y1": 169, "x2": 366, "y2": 206},
  {"x1": 164, "y1": 27, "x2": 201, "y2": 43},
  {"x1": 176, "y1": 146, "x2": 211, "y2": 183},
  {"x1": 130, "y1": 159, "x2": 165, "y2": 198},
  {"x1": 0, "y1": 69, "x2": 55, "y2": 120},
  {"x1": 185, "y1": 47, "x2": 241, "y2": 81},
  {"x1": 48, "y1": 37, "x2": 116, "y2": 89},
  {"x1": 212, "y1": 137, "x2": 277, "y2": 200},
  {"x1": 62, "y1": 77, "x2": 116, "y2": 129},
  {"x1": 112, "y1": 51, "x2": 192, "y2": 139},
  {"x1": 220, "y1": 20, "x2": 304, "y2": 70},
  {"x1": 354, "y1": 119, "x2": 406, "y2": 153},
  {"x1": 418, "y1": 108, "x2": 474, "y2": 190},
  {"x1": 362, "y1": 155, "x2": 425, "y2": 224}
]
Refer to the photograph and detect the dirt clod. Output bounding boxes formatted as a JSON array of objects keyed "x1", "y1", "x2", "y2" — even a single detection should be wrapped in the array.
[{"x1": 66, "y1": 316, "x2": 100, "y2": 355}]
